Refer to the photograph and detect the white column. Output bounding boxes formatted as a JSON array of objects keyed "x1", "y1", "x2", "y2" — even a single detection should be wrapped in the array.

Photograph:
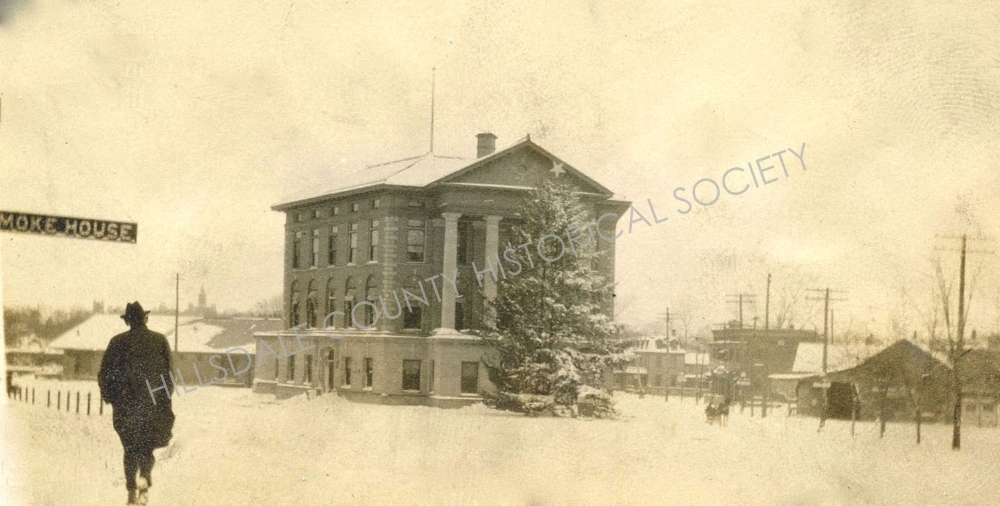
[
  {"x1": 440, "y1": 212, "x2": 461, "y2": 329},
  {"x1": 483, "y1": 215, "x2": 502, "y2": 326}
]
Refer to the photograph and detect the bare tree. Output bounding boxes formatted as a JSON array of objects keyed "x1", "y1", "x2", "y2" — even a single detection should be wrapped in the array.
[{"x1": 771, "y1": 269, "x2": 821, "y2": 330}]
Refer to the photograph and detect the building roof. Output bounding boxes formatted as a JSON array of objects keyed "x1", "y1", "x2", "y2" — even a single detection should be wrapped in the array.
[
  {"x1": 274, "y1": 137, "x2": 620, "y2": 210},
  {"x1": 49, "y1": 314, "x2": 283, "y2": 354},
  {"x1": 827, "y1": 339, "x2": 950, "y2": 383},
  {"x1": 50, "y1": 314, "x2": 197, "y2": 351},
  {"x1": 791, "y1": 342, "x2": 868, "y2": 374}
]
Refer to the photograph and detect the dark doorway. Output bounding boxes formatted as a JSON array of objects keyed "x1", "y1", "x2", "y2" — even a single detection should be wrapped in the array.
[{"x1": 827, "y1": 382, "x2": 855, "y2": 419}]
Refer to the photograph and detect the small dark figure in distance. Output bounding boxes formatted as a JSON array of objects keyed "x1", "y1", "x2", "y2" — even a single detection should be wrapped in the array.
[
  {"x1": 705, "y1": 401, "x2": 721, "y2": 425},
  {"x1": 718, "y1": 396, "x2": 731, "y2": 427},
  {"x1": 98, "y1": 302, "x2": 175, "y2": 505}
]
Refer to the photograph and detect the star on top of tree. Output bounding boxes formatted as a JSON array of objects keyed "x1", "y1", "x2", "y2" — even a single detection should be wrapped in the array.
[{"x1": 549, "y1": 160, "x2": 566, "y2": 178}]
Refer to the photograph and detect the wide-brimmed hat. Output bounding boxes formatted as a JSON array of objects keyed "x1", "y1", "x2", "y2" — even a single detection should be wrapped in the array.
[{"x1": 121, "y1": 301, "x2": 150, "y2": 323}]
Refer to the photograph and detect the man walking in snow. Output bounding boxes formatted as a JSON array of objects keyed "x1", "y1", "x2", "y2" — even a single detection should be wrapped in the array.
[{"x1": 98, "y1": 302, "x2": 175, "y2": 504}]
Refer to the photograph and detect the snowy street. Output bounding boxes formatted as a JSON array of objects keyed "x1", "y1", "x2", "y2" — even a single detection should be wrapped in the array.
[{"x1": 3, "y1": 384, "x2": 999, "y2": 505}]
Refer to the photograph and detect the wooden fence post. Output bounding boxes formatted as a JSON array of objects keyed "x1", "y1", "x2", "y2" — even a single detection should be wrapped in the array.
[
  {"x1": 100, "y1": 398, "x2": 104, "y2": 416},
  {"x1": 47, "y1": 390, "x2": 51, "y2": 408},
  {"x1": 32, "y1": 388, "x2": 35, "y2": 405},
  {"x1": 57, "y1": 391, "x2": 61, "y2": 410},
  {"x1": 87, "y1": 393, "x2": 91, "y2": 415},
  {"x1": 76, "y1": 391, "x2": 80, "y2": 414}
]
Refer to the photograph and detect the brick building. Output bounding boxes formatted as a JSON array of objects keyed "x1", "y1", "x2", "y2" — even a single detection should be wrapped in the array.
[{"x1": 253, "y1": 134, "x2": 629, "y2": 406}]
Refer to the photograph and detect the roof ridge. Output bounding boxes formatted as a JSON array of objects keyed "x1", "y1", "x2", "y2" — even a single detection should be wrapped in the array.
[{"x1": 365, "y1": 153, "x2": 429, "y2": 169}]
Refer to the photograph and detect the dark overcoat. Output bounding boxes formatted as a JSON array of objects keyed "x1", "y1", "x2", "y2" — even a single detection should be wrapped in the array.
[{"x1": 98, "y1": 325, "x2": 175, "y2": 449}]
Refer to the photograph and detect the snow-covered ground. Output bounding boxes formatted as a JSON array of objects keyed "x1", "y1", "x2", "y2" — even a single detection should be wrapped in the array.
[{"x1": 3, "y1": 381, "x2": 1000, "y2": 505}]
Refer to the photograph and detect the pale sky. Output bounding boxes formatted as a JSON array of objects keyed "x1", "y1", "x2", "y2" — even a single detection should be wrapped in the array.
[{"x1": 2, "y1": 0, "x2": 999, "y2": 340}]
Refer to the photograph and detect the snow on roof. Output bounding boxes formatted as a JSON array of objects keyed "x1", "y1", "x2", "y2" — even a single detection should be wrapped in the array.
[
  {"x1": 791, "y1": 343, "x2": 868, "y2": 374},
  {"x1": 621, "y1": 366, "x2": 648, "y2": 375},
  {"x1": 274, "y1": 137, "x2": 621, "y2": 210},
  {"x1": 50, "y1": 314, "x2": 199, "y2": 351},
  {"x1": 769, "y1": 373, "x2": 818, "y2": 381},
  {"x1": 278, "y1": 153, "x2": 470, "y2": 207},
  {"x1": 48, "y1": 314, "x2": 281, "y2": 354}
]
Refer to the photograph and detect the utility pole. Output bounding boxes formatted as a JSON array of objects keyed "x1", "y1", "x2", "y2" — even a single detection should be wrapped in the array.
[
  {"x1": 726, "y1": 293, "x2": 755, "y2": 329},
  {"x1": 656, "y1": 307, "x2": 680, "y2": 402},
  {"x1": 955, "y1": 234, "x2": 967, "y2": 451},
  {"x1": 656, "y1": 307, "x2": 681, "y2": 340},
  {"x1": 806, "y1": 288, "x2": 848, "y2": 374},
  {"x1": 175, "y1": 273, "x2": 180, "y2": 352},
  {"x1": 762, "y1": 274, "x2": 771, "y2": 417}
]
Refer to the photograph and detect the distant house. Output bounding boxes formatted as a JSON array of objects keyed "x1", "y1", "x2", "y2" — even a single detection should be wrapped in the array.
[
  {"x1": 49, "y1": 314, "x2": 283, "y2": 388},
  {"x1": 958, "y1": 350, "x2": 1000, "y2": 427},
  {"x1": 5, "y1": 335, "x2": 64, "y2": 378},
  {"x1": 614, "y1": 338, "x2": 685, "y2": 392}
]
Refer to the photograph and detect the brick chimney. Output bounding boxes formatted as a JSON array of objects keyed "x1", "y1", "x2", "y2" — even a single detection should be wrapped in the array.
[{"x1": 476, "y1": 133, "x2": 497, "y2": 158}]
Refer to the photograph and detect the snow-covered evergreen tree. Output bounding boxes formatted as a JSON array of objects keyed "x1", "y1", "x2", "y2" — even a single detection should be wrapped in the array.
[{"x1": 479, "y1": 181, "x2": 626, "y2": 417}]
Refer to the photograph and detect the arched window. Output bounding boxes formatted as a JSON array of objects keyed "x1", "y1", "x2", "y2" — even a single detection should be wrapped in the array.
[
  {"x1": 326, "y1": 278, "x2": 338, "y2": 328},
  {"x1": 344, "y1": 277, "x2": 357, "y2": 327},
  {"x1": 364, "y1": 275, "x2": 379, "y2": 327},
  {"x1": 289, "y1": 281, "x2": 300, "y2": 328},
  {"x1": 306, "y1": 279, "x2": 318, "y2": 328}
]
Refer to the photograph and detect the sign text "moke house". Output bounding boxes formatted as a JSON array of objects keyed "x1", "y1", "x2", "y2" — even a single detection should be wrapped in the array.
[{"x1": 0, "y1": 211, "x2": 137, "y2": 243}]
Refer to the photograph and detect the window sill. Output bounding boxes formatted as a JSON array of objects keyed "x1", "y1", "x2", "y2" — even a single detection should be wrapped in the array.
[
  {"x1": 363, "y1": 387, "x2": 373, "y2": 391},
  {"x1": 366, "y1": 261, "x2": 378, "y2": 265},
  {"x1": 401, "y1": 389, "x2": 421, "y2": 394}
]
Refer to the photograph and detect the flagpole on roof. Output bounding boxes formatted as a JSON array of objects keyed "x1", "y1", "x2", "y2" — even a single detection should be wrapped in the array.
[
  {"x1": 175, "y1": 273, "x2": 180, "y2": 352},
  {"x1": 429, "y1": 67, "x2": 436, "y2": 155}
]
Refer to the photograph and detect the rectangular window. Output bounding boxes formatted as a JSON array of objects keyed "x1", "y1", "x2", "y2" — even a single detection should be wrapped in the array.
[
  {"x1": 402, "y1": 360, "x2": 421, "y2": 391},
  {"x1": 332, "y1": 206, "x2": 340, "y2": 216},
  {"x1": 370, "y1": 199, "x2": 380, "y2": 210},
  {"x1": 364, "y1": 358, "x2": 374, "y2": 388},
  {"x1": 305, "y1": 355, "x2": 314, "y2": 384},
  {"x1": 313, "y1": 209, "x2": 321, "y2": 219},
  {"x1": 461, "y1": 362, "x2": 479, "y2": 394},
  {"x1": 293, "y1": 231, "x2": 305, "y2": 269},
  {"x1": 328, "y1": 226, "x2": 338, "y2": 266},
  {"x1": 296, "y1": 212, "x2": 306, "y2": 222},
  {"x1": 351, "y1": 202, "x2": 360, "y2": 213},
  {"x1": 311, "y1": 229, "x2": 320, "y2": 267},
  {"x1": 348, "y1": 223, "x2": 358, "y2": 263},
  {"x1": 287, "y1": 355, "x2": 296, "y2": 383},
  {"x1": 402, "y1": 306, "x2": 422, "y2": 330},
  {"x1": 369, "y1": 219, "x2": 380, "y2": 262},
  {"x1": 344, "y1": 357, "x2": 352, "y2": 387},
  {"x1": 406, "y1": 219, "x2": 425, "y2": 262}
]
